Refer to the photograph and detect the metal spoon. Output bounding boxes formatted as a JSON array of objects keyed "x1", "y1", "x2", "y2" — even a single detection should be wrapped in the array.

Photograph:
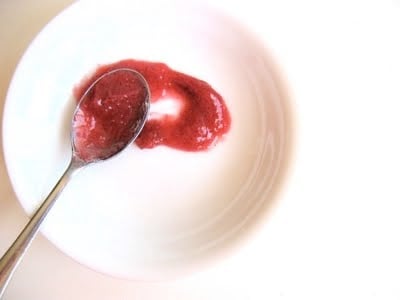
[{"x1": 0, "y1": 68, "x2": 150, "y2": 298}]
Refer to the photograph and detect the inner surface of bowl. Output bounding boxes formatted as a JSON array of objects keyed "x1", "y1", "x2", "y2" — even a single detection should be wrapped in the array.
[{"x1": 3, "y1": 0, "x2": 291, "y2": 279}]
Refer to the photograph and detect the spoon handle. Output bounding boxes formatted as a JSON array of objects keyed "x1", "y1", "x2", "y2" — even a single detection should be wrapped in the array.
[{"x1": 0, "y1": 160, "x2": 79, "y2": 298}]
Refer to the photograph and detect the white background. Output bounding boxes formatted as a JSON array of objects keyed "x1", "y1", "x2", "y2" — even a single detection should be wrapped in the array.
[{"x1": 1, "y1": 0, "x2": 400, "y2": 299}]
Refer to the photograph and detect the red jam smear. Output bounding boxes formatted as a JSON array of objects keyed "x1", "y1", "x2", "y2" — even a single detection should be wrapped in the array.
[
  {"x1": 73, "y1": 69, "x2": 149, "y2": 162},
  {"x1": 74, "y1": 59, "x2": 231, "y2": 152}
]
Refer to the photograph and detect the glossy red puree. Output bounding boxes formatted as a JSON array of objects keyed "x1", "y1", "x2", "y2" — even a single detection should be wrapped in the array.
[
  {"x1": 73, "y1": 69, "x2": 149, "y2": 162},
  {"x1": 74, "y1": 59, "x2": 231, "y2": 151}
]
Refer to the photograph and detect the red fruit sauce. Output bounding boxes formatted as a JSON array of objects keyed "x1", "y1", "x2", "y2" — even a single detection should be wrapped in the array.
[
  {"x1": 72, "y1": 69, "x2": 149, "y2": 162},
  {"x1": 73, "y1": 59, "x2": 231, "y2": 152}
]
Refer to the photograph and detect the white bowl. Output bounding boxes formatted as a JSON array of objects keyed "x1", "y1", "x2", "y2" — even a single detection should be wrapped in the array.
[{"x1": 3, "y1": 0, "x2": 292, "y2": 280}]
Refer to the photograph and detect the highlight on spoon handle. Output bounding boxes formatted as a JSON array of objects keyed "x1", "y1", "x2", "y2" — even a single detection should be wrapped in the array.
[{"x1": 0, "y1": 160, "x2": 79, "y2": 298}]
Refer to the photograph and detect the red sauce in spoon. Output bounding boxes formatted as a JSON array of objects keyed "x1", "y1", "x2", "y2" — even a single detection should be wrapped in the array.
[
  {"x1": 74, "y1": 59, "x2": 231, "y2": 152},
  {"x1": 73, "y1": 69, "x2": 149, "y2": 162}
]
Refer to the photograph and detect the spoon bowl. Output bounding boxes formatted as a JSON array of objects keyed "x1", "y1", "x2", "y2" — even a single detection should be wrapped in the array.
[
  {"x1": 0, "y1": 68, "x2": 150, "y2": 298},
  {"x1": 72, "y1": 68, "x2": 150, "y2": 164}
]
